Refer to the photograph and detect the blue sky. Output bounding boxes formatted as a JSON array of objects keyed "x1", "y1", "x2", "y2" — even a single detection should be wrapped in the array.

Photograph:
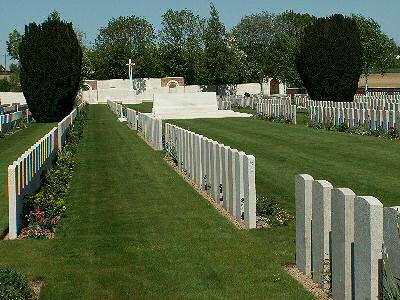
[{"x1": 1, "y1": 0, "x2": 399, "y2": 67}]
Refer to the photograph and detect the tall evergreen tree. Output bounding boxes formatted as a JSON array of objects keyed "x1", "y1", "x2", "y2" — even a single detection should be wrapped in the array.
[
  {"x1": 203, "y1": 4, "x2": 244, "y2": 92},
  {"x1": 297, "y1": 14, "x2": 363, "y2": 102},
  {"x1": 19, "y1": 14, "x2": 82, "y2": 122}
]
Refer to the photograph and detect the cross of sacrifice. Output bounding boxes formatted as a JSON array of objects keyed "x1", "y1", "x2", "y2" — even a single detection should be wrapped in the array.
[{"x1": 126, "y1": 59, "x2": 135, "y2": 82}]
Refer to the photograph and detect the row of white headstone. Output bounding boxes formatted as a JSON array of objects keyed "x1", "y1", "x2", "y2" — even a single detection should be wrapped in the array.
[
  {"x1": 295, "y1": 94, "x2": 400, "y2": 110},
  {"x1": 307, "y1": 99, "x2": 400, "y2": 111},
  {"x1": 296, "y1": 174, "x2": 400, "y2": 300},
  {"x1": 0, "y1": 110, "x2": 25, "y2": 133},
  {"x1": 293, "y1": 94, "x2": 311, "y2": 108},
  {"x1": 217, "y1": 99, "x2": 232, "y2": 110},
  {"x1": 309, "y1": 106, "x2": 400, "y2": 132},
  {"x1": 256, "y1": 101, "x2": 297, "y2": 124},
  {"x1": 164, "y1": 123, "x2": 257, "y2": 228},
  {"x1": 107, "y1": 100, "x2": 125, "y2": 119},
  {"x1": 8, "y1": 102, "x2": 86, "y2": 239},
  {"x1": 136, "y1": 111, "x2": 163, "y2": 150},
  {"x1": 222, "y1": 95, "x2": 255, "y2": 108}
]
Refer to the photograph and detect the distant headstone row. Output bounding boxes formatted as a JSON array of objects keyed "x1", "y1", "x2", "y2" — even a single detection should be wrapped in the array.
[
  {"x1": 256, "y1": 100, "x2": 297, "y2": 123},
  {"x1": 217, "y1": 99, "x2": 232, "y2": 110},
  {"x1": 165, "y1": 123, "x2": 257, "y2": 228},
  {"x1": 0, "y1": 109, "x2": 32, "y2": 134},
  {"x1": 296, "y1": 174, "x2": 400, "y2": 300},
  {"x1": 309, "y1": 106, "x2": 400, "y2": 132},
  {"x1": 8, "y1": 102, "x2": 87, "y2": 240},
  {"x1": 220, "y1": 94, "x2": 291, "y2": 110},
  {"x1": 107, "y1": 101, "x2": 163, "y2": 150}
]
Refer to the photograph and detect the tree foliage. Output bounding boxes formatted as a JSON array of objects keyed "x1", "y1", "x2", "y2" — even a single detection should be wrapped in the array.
[
  {"x1": 92, "y1": 16, "x2": 159, "y2": 79},
  {"x1": 232, "y1": 12, "x2": 278, "y2": 82},
  {"x1": 19, "y1": 15, "x2": 82, "y2": 122},
  {"x1": 203, "y1": 4, "x2": 244, "y2": 89},
  {"x1": 6, "y1": 29, "x2": 22, "y2": 61},
  {"x1": 265, "y1": 32, "x2": 299, "y2": 86},
  {"x1": 297, "y1": 14, "x2": 363, "y2": 102},
  {"x1": 159, "y1": 9, "x2": 205, "y2": 84},
  {"x1": 352, "y1": 15, "x2": 398, "y2": 90}
]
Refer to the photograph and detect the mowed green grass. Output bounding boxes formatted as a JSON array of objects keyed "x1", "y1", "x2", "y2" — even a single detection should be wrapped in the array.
[
  {"x1": 0, "y1": 106, "x2": 313, "y2": 299},
  {"x1": 172, "y1": 115, "x2": 400, "y2": 211},
  {"x1": 0, "y1": 123, "x2": 56, "y2": 235},
  {"x1": 126, "y1": 102, "x2": 153, "y2": 113}
]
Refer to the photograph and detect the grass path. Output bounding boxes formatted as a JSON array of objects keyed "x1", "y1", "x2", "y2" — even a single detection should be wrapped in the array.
[
  {"x1": 0, "y1": 106, "x2": 312, "y2": 299},
  {"x1": 0, "y1": 123, "x2": 56, "y2": 234}
]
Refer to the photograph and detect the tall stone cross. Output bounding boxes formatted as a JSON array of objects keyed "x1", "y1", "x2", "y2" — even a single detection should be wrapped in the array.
[{"x1": 126, "y1": 59, "x2": 135, "y2": 90}]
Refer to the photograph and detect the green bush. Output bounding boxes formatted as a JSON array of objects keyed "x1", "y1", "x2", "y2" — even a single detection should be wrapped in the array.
[
  {"x1": 0, "y1": 79, "x2": 11, "y2": 92},
  {"x1": 0, "y1": 267, "x2": 33, "y2": 299},
  {"x1": 297, "y1": 14, "x2": 363, "y2": 102},
  {"x1": 19, "y1": 16, "x2": 82, "y2": 122},
  {"x1": 256, "y1": 195, "x2": 293, "y2": 227}
]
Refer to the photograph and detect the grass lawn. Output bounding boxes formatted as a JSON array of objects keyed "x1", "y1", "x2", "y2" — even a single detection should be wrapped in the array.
[
  {"x1": 172, "y1": 115, "x2": 400, "y2": 211},
  {"x1": 0, "y1": 123, "x2": 56, "y2": 235},
  {"x1": 126, "y1": 102, "x2": 153, "y2": 113},
  {"x1": 0, "y1": 105, "x2": 313, "y2": 299}
]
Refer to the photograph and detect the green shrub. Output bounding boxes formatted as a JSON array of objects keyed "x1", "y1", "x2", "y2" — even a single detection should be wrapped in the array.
[
  {"x1": 0, "y1": 267, "x2": 33, "y2": 299},
  {"x1": 256, "y1": 195, "x2": 293, "y2": 227},
  {"x1": 0, "y1": 79, "x2": 11, "y2": 92},
  {"x1": 19, "y1": 16, "x2": 82, "y2": 122},
  {"x1": 297, "y1": 14, "x2": 363, "y2": 102}
]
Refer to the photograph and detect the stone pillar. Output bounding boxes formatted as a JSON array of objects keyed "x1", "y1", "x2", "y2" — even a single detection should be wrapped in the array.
[
  {"x1": 295, "y1": 174, "x2": 314, "y2": 276},
  {"x1": 211, "y1": 141, "x2": 219, "y2": 202},
  {"x1": 222, "y1": 146, "x2": 230, "y2": 210},
  {"x1": 383, "y1": 206, "x2": 400, "y2": 289},
  {"x1": 354, "y1": 196, "x2": 383, "y2": 300},
  {"x1": 188, "y1": 132, "x2": 193, "y2": 178},
  {"x1": 227, "y1": 149, "x2": 238, "y2": 217},
  {"x1": 233, "y1": 151, "x2": 244, "y2": 221},
  {"x1": 195, "y1": 135, "x2": 203, "y2": 186},
  {"x1": 215, "y1": 144, "x2": 224, "y2": 204},
  {"x1": 331, "y1": 188, "x2": 355, "y2": 300},
  {"x1": 243, "y1": 155, "x2": 256, "y2": 229},
  {"x1": 201, "y1": 137, "x2": 208, "y2": 190},
  {"x1": 206, "y1": 139, "x2": 213, "y2": 192},
  {"x1": 311, "y1": 180, "x2": 333, "y2": 286},
  {"x1": 8, "y1": 163, "x2": 18, "y2": 240}
]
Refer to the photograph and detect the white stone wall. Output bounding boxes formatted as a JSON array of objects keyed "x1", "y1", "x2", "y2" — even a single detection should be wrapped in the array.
[
  {"x1": 153, "y1": 92, "x2": 218, "y2": 116},
  {"x1": 84, "y1": 79, "x2": 287, "y2": 104}
]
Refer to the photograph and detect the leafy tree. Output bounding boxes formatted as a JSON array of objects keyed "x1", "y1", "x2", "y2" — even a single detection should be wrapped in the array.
[
  {"x1": 0, "y1": 79, "x2": 11, "y2": 92},
  {"x1": 203, "y1": 4, "x2": 244, "y2": 92},
  {"x1": 352, "y1": 15, "x2": 398, "y2": 92},
  {"x1": 6, "y1": 29, "x2": 22, "y2": 61},
  {"x1": 159, "y1": 9, "x2": 205, "y2": 84},
  {"x1": 19, "y1": 15, "x2": 82, "y2": 122},
  {"x1": 8, "y1": 64, "x2": 22, "y2": 92},
  {"x1": 265, "y1": 32, "x2": 300, "y2": 87},
  {"x1": 232, "y1": 12, "x2": 278, "y2": 83},
  {"x1": 92, "y1": 16, "x2": 158, "y2": 79},
  {"x1": 232, "y1": 10, "x2": 315, "y2": 88},
  {"x1": 297, "y1": 14, "x2": 363, "y2": 102},
  {"x1": 276, "y1": 10, "x2": 315, "y2": 43},
  {"x1": 91, "y1": 42, "x2": 132, "y2": 79}
]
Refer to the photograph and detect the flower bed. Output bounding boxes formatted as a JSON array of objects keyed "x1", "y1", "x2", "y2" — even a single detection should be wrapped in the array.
[{"x1": 19, "y1": 106, "x2": 88, "y2": 239}]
